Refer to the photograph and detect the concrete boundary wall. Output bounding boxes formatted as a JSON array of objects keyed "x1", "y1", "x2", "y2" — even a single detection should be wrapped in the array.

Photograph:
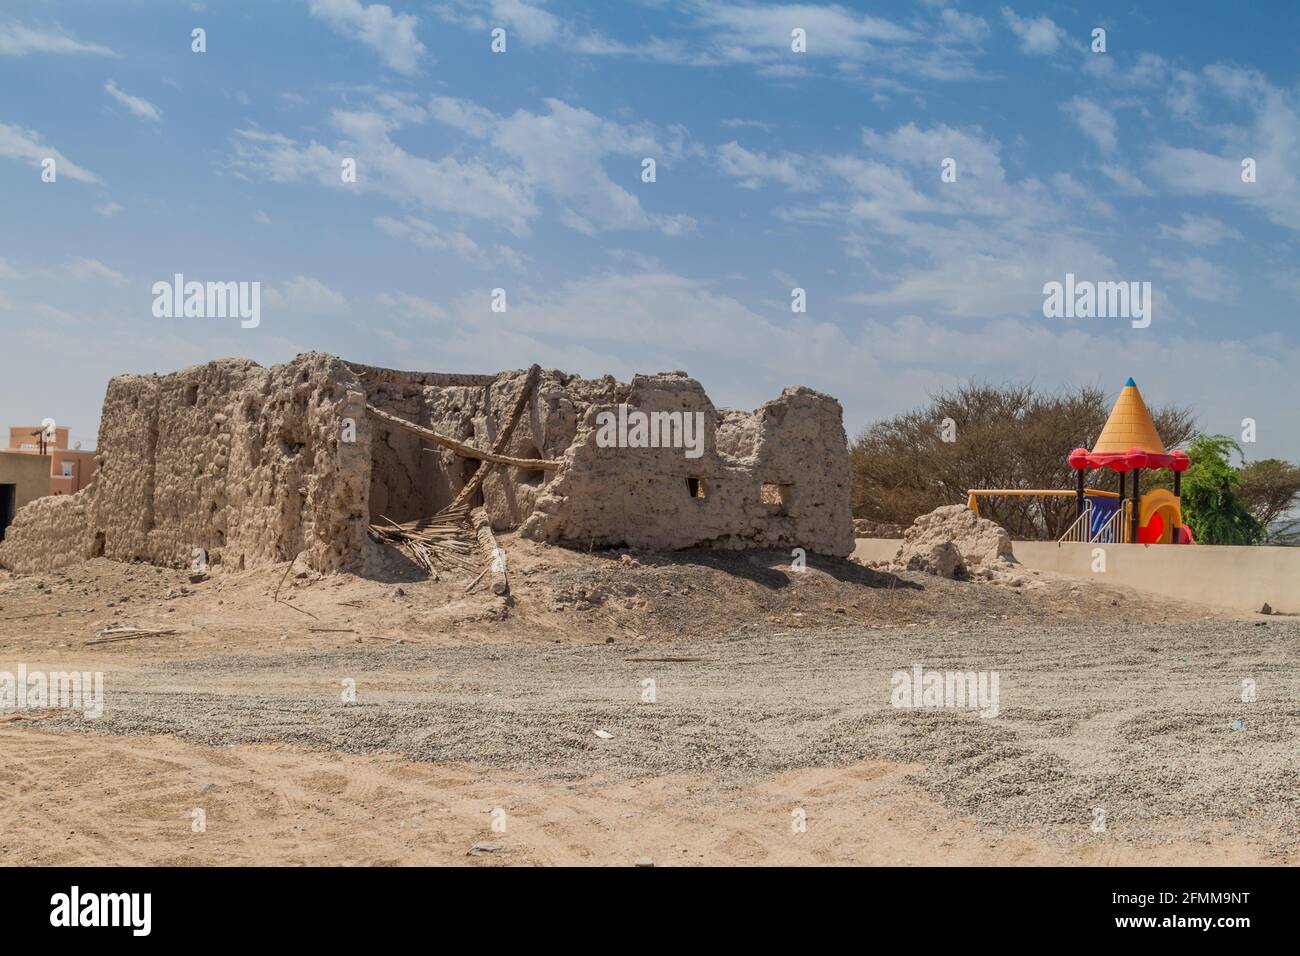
[{"x1": 854, "y1": 537, "x2": 1297, "y2": 614}]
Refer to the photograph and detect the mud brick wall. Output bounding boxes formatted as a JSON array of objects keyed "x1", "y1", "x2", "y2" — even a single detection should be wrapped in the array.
[
  {"x1": 519, "y1": 373, "x2": 855, "y2": 557},
  {"x1": 1, "y1": 356, "x2": 854, "y2": 572},
  {"x1": 1, "y1": 353, "x2": 369, "y2": 574}
]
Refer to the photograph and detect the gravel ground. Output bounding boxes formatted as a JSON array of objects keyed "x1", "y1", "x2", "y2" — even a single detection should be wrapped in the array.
[{"x1": 38, "y1": 617, "x2": 1299, "y2": 850}]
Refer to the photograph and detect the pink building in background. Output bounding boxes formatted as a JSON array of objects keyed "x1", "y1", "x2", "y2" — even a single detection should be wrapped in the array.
[{"x1": 7, "y1": 425, "x2": 98, "y2": 496}]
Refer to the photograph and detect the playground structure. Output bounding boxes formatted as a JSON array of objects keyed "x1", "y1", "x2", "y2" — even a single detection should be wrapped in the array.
[{"x1": 967, "y1": 378, "x2": 1194, "y2": 546}]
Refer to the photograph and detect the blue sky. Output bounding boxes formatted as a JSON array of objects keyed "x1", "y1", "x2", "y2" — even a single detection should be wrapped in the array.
[{"x1": 1, "y1": 0, "x2": 1298, "y2": 461}]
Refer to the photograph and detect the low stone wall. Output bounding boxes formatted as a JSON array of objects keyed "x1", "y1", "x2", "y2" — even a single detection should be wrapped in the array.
[
  {"x1": 0, "y1": 492, "x2": 97, "y2": 573},
  {"x1": 854, "y1": 537, "x2": 1298, "y2": 614}
]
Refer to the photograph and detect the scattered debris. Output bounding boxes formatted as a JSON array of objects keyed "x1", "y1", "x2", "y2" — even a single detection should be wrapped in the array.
[
  {"x1": 467, "y1": 841, "x2": 503, "y2": 856},
  {"x1": 368, "y1": 514, "x2": 473, "y2": 576},
  {"x1": 593, "y1": 729, "x2": 614, "y2": 740},
  {"x1": 87, "y1": 625, "x2": 178, "y2": 645}
]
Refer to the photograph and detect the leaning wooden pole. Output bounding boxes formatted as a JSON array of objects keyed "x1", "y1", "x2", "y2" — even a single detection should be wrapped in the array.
[
  {"x1": 365, "y1": 400, "x2": 560, "y2": 471},
  {"x1": 444, "y1": 364, "x2": 542, "y2": 515},
  {"x1": 470, "y1": 506, "x2": 509, "y2": 596}
]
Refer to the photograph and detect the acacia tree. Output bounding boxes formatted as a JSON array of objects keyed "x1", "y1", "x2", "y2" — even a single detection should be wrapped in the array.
[
  {"x1": 851, "y1": 382, "x2": 1195, "y2": 539},
  {"x1": 1237, "y1": 458, "x2": 1300, "y2": 544}
]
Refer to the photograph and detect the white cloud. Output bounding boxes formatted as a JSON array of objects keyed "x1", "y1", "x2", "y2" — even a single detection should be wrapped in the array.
[
  {"x1": 308, "y1": 0, "x2": 425, "y2": 75},
  {"x1": 95, "y1": 201, "x2": 124, "y2": 218},
  {"x1": 1147, "y1": 76, "x2": 1300, "y2": 231},
  {"x1": 432, "y1": 0, "x2": 986, "y2": 82},
  {"x1": 1097, "y1": 164, "x2": 1153, "y2": 196},
  {"x1": 717, "y1": 141, "x2": 817, "y2": 191},
  {"x1": 230, "y1": 117, "x2": 536, "y2": 234},
  {"x1": 0, "y1": 22, "x2": 113, "y2": 56},
  {"x1": 1156, "y1": 214, "x2": 1242, "y2": 247},
  {"x1": 1063, "y1": 97, "x2": 1117, "y2": 153},
  {"x1": 263, "y1": 276, "x2": 349, "y2": 314},
  {"x1": 1001, "y1": 7, "x2": 1065, "y2": 55},
  {"x1": 488, "y1": 0, "x2": 562, "y2": 45},
  {"x1": 104, "y1": 80, "x2": 163, "y2": 122},
  {"x1": 66, "y1": 257, "x2": 127, "y2": 286},
  {"x1": 374, "y1": 215, "x2": 485, "y2": 259},
  {"x1": 0, "y1": 122, "x2": 100, "y2": 182},
  {"x1": 766, "y1": 122, "x2": 1128, "y2": 322},
  {"x1": 254, "y1": 210, "x2": 271, "y2": 225},
  {"x1": 235, "y1": 95, "x2": 696, "y2": 237},
  {"x1": 376, "y1": 290, "x2": 446, "y2": 323},
  {"x1": 486, "y1": 98, "x2": 696, "y2": 235},
  {"x1": 1150, "y1": 255, "x2": 1236, "y2": 303},
  {"x1": 428, "y1": 96, "x2": 496, "y2": 138}
]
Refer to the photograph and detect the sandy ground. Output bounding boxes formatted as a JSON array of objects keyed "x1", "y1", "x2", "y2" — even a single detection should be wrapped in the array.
[{"x1": 1, "y1": 544, "x2": 1295, "y2": 866}]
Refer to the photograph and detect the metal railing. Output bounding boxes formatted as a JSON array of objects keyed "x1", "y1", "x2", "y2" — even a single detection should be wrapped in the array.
[
  {"x1": 1057, "y1": 501, "x2": 1095, "y2": 543},
  {"x1": 1093, "y1": 500, "x2": 1131, "y2": 544}
]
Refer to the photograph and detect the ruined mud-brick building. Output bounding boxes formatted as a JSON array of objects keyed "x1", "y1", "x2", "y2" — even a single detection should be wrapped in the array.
[{"x1": 0, "y1": 353, "x2": 853, "y2": 574}]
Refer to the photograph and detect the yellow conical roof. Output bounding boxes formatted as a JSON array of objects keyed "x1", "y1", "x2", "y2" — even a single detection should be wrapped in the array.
[{"x1": 1092, "y1": 378, "x2": 1166, "y2": 455}]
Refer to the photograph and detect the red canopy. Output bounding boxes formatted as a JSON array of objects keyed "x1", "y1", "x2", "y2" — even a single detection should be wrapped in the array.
[{"x1": 1069, "y1": 447, "x2": 1189, "y2": 473}]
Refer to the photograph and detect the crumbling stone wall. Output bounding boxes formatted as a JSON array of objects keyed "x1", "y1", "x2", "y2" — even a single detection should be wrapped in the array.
[
  {"x1": 0, "y1": 353, "x2": 369, "y2": 574},
  {"x1": 0, "y1": 354, "x2": 855, "y2": 574},
  {"x1": 0, "y1": 493, "x2": 97, "y2": 573},
  {"x1": 519, "y1": 373, "x2": 855, "y2": 556},
  {"x1": 355, "y1": 363, "x2": 622, "y2": 529}
]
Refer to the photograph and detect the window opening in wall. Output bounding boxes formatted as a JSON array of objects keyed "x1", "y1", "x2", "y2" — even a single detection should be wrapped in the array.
[{"x1": 760, "y1": 482, "x2": 791, "y2": 514}]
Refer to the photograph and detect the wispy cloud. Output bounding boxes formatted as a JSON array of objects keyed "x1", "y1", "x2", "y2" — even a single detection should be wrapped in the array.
[
  {"x1": 308, "y1": 0, "x2": 425, "y2": 75},
  {"x1": 104, "y1": 80, "x2": 163, "y2": 122},
  {"x1": 1063, "y1": 97, "x2": 1117, "y2": 153},
  {"x1": 717, "y1": 141, "x2": 818, "y2": 191},
  {"x1": 0, "y1": 22, "x2": 113, "y2": 56},
  {"x1": 232, "y1": 94, "x2": 695, "y2": 237},
  {"x1": 66, "y1": 257, "x2": 127, "y2": 286},
  {"x1": 0, "y1": 121, "x2": 100, "y2": 182},
  {"x1": 1156, "y1": 214, "x2": 1242, "y2": 247},
  {"x1": 432, "y1": 0, "x2": 989, "y2": 83},
  {"x1": 1001, "y1": 7, "x2": 1065, "y2": 56}
]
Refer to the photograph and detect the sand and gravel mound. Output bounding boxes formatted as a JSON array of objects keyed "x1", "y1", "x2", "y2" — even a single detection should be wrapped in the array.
[{"x1": 888, "y1": 504, "x2": 1017, "y2": 580}]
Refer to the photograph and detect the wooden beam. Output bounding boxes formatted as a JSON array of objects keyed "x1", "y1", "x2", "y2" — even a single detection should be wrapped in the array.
[
  {"x1": 470, "y1": 506, "x2": 509, "y2": 596},
  {"x1": 365, "y1": 402, "x2": 561, "y2": 471},
  {"x1": 446, "y1": 364, "x2": 542, "y2": 513}
]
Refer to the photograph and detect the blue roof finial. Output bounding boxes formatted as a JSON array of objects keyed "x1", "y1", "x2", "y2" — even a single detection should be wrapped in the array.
[{"x1": 1124, "y1": 377, "x2": 1136, "y2": 387}]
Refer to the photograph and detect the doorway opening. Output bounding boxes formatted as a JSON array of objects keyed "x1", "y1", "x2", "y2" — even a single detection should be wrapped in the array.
[{"x1": 0, "y1": 484, "x2": 14, "y2": 542}]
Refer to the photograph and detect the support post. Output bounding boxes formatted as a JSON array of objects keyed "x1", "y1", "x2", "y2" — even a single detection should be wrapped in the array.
[
  {"x1": 1130, "y1": 468, "x2": 1141, "y2": 544},
  {"x1": 1173, "y1": 471, "x2": 1182, "y2": 543},
  {"x1": 1075, "y1": 469, "x2": 1085, "y2": 518}
]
